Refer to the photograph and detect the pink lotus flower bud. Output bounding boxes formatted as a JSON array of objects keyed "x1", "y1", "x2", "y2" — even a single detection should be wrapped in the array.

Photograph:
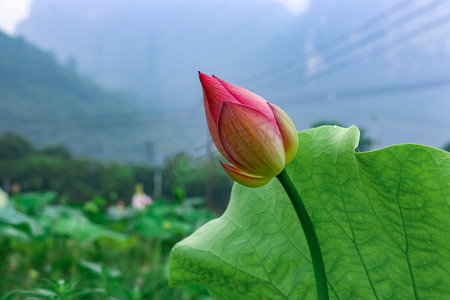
[
  {"x1": 199, "y1": 72, "x2": 298, "y2": 187},
  {"x1": 132, "y1": 184, "x2": 153, "y2": 210}
]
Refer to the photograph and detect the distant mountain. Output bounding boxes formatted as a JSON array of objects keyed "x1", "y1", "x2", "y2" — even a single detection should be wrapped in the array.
[{"x1": 0, "y1": 31, "x2": 200, "y2": 162}]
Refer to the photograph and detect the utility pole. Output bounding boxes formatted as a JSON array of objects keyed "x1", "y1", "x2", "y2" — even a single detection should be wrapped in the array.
[
  {"x1": 146, "y1": 142, "x2": 163, "y2": 198},
  {"x1": 153, "y1": 152, "x2": 163, "y2": 199},
  {"x1": 146, "y1": 142, "x2": 154, "y2": 165}
]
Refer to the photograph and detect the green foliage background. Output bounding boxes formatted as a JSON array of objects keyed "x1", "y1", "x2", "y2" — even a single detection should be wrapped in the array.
[{"x1": 0, "y1": 192, "x2": 214, "y2": 299}]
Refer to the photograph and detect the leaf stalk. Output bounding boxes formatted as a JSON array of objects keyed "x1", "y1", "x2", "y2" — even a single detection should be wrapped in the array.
[{"x1": 276, "y1": 168, "x2": 329, "y2": 300}]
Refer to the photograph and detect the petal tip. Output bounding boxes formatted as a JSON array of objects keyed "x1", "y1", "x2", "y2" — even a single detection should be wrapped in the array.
[
  {"x1": 198, "y1": 71, "x2": 213, "y2": 85},
  {"x1": 220, "y1": 162, "x2": 271, "y2": 188}
]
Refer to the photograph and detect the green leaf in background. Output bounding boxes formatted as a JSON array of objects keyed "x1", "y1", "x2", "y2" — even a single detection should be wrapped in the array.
[
  {"x1": 0, "y1": 205, "x2": 43, "y2": 237},
  {"x1": 11, "y1": 191, "x2": 57, "y2": 214},
  {"x1": 2, "y1": 279, "x2": 106, "y2": 300},
  {"x1": 52, "y1": 217, "x2": 127, "y2": 243},
  {"x1": 135, "y1": 215, "x2": 163, "y2": 238},
  {"x1": 78, "y1": 259, "x2": 122, "y2": 279},
  {"x1": 0, "y1": 224, "x2": 31, "y2": 241},
  {"x1": 169, "y1": 126, "x2": 450, "y2": 299}
]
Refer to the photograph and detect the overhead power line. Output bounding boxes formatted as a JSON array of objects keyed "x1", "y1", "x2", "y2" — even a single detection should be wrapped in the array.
[
  {"x1": 287, "y1": 0, "x2": 448, "y2": 81},
  {"x1": 14, "y1": 110, "x2": 203, "y2": 132},
  {"x1": 276, "y1": 76, "x2": 450, "y2": 105},
  {"x1": 248, "y1": 0, "x2": 449, "y2": 86},
  {"x1": 289, "y1": 10, "x2": 450, "y2": 85},
  {"x1": 315, "y1": 0, "x2": 412, "y2": 51},
  {"x1": 244, "y1": 0, "x2": 415, "y2": 84}
]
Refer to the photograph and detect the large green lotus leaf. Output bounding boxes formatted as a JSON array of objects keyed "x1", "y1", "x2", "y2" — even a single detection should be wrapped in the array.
[
  {"x1": 0, "y1": 205, "x2": 43, "y2": 236},
  {"x1": 52, "y1": 217, "x2": 127, "y2": 242},
  {"x1": 169, "y1": 125, "x2": 450, "y2": 299}
]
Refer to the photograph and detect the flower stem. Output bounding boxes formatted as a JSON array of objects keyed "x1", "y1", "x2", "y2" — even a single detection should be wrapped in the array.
[{"x1": 276, "y1": 168, "x2": 329, "y2": 300}]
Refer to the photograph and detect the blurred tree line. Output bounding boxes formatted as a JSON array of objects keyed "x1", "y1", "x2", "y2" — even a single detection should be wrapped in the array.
[
  {"x1": 1, "y1": 127, "x2": 446, "y2": 212},
  {"x1": 0, "y1": 132, "x2": 233, "y2": 211}
]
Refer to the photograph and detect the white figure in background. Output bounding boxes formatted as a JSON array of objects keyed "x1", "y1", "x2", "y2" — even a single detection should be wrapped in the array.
[
  {"x1": 0, "y1": 188, "x2": 9, "y2": 209},
  {"x1": 131, "y1": 183, "x2": 153, "y2": 210}
]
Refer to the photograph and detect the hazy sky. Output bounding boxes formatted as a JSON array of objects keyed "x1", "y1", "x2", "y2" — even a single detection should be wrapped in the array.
[
  {"x1": 0, "y1": 0, "x2": 34, "y2": 34},
  {"x1": 0, "y1": 0, "x2": 311, "y2": 35}
]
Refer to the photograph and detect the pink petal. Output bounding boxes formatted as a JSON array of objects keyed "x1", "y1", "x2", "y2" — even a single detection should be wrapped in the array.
[
  {"x1": 213, "y1": 75, "x2": 274, "y2": 118},
  {"x1": 199, "y1": 72, "x2": 239, "y2": 123},
  {"x1": 204, "y1": 97, "x2": 245, "y2": 169},
  {"x1": 221, "y1": 162, "x2": 272, "y2": 187},
  {"x1": 218, "y1": 102, "x2": 285, "y2": 177},
  {"x1": 268, "y1": 103, "x2": 299, "y2": 165}
]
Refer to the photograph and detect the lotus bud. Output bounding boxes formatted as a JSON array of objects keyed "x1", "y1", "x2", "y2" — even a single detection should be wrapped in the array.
[{"x1": 199, "y1": 72, "x2": 298, "y2": 187}]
